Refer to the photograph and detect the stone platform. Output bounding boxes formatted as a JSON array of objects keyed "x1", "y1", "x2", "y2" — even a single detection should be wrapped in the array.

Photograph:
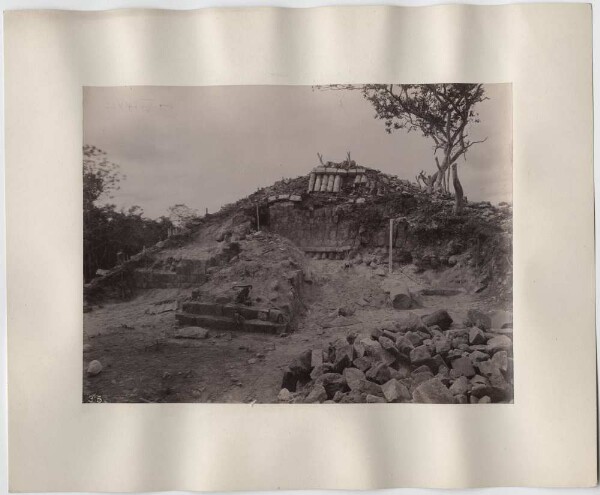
[{"x1": 175, "y1": 301, "x2": 288, "y2": 335}]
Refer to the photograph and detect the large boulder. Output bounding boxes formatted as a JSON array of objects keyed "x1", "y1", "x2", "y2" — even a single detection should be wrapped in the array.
[
  {"x1": 381, "y1": 348, "x2": 399, "y2": 367},
  {"x1": 434, "y1": 336, "x2": 451, "y2": 355},
  {"x1": 311, "y1": 349, "x2": 324, "y2": 368},
  {"x1": 353, "y1": 341, "x2": 366, "y2": 358},
  {"x1": 365, "y1": 379, "x2": 385, "y2": 396},
  {"x1": 378, "y1": 336, "x2": 397, "y2": 353},
  {"x1": 332, "y1": 345, "x2": 354, "y2": 373},
  {"x1": 468, "y1": 350, "x2": 490, "y2": 364},
  {"x1": 174, "y1": 326, "x2": 210, "y2": 339},
  {"x1": 361, "y1": 338, "x2": 384, "y2": 360},
  {"x1": 278, "y1": 388, "x2": 292, "y2": 402},
  {"x1": 395, "y1": 335, "x2": 414, "y2": 356},
  {"x1": 86, "y1": 360, "x2": 103, "y2": 376},
  {"x1": 396, "y1": 312, "x2": 428, "y2": 333},
  {"x1": 404, "y1": 331, "x2": 425, "y2": 347},
  {"x1": 389, "y1": 287, "x2": 415, "y2": 310},
  {"x1": 382, "y1": 280, "x2": 418, "y2": 310},
  {"x1": 343, "y1": 367, "x2": 366, "y2": 391},
  {"x1": 410, "y1": 345, "x2": 432, "y2": 366},
  {"x1": 468, "y1": 327, "x2": 487, "y2": 345},
  {"x1": 467, "y1": 309, "x2": 491, "y2": 330},
  {"x1": 491, "y1": 350, "x2": 509, "y2": 372},
  {"x1": 412, "y1": 378, "x2": 456, "y2": 404},
  {"x1": 449, "y1": 376, "x2": 469, "y2": 396},
  {"x1": 315, "y1": 373, "x2": 348, "y2": 399},
  {"x1": 366, "y1": 363, "x2": 393, "y2": 385},
  {"x1": 281, "y1": 369, "x2": 298, "y2": 392},
  {"x1": 471, "y1": 375, "x2": 512, "y2": 402},
  {"x1": 450, "y1": 356, "x2": 476, "y2": 378},
  {"x1": 487, "y1": 335, "x2": 513, "y2": 354},
  {"x1": 382, "y1": 379, "x2": 411, "y2": 403},
  {"x1": 289, "y1": 349, "x2": 313, "y2": 378},
  {"x1": 489, "y1": 310, "x2": 512, "y2": 330},
  {"x1": 310, "y1": 363, "x2": 332, "y2": 380},
  {"x1": 305, "y1": 385, "x2": 328, "y2": 403},
  {"x1": 422, "y1": 310, "x2": 453, "y2": 330},
  {"x1": 353, "y1": 356, "x2": 374, "y2": 372}
]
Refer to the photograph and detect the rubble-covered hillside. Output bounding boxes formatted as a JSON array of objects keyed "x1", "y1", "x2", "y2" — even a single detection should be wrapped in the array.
[
  {"x1": 83, "y1": 162, "x2": 513, "y2": 404},
  {"x1": 196, "y1": 161, "x2": 512, "y2": 301}
]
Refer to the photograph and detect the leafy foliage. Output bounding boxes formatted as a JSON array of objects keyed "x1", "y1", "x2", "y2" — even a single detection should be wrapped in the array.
[
  {"x1": 83, "y1": 146, "x2": 173, "y2": 282},
  {"x1": 360, "y1": 84, "x2": 487, "y2": 167},
  {"x1": 83, "y1": 145, "x2": 124, "y2": 209},
  {"x1": 168, "y1": 204, "x2": 200, "y2": 228}
]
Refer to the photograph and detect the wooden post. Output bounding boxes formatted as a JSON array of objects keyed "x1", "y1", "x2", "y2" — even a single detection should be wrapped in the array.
[
  {"x1": 256, "y1": 204, "x2": 260, "y2": 230},
  {"x1": 389, "y1": 218, "x2": 394, "y2": 275}
]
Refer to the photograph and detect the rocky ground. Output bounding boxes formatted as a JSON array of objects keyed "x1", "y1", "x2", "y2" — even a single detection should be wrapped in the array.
[{"x1": 83, "y1": 254, "x2": 512, "y2": 403}]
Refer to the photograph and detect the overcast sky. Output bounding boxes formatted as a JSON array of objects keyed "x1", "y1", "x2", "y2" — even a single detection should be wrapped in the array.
[{"x1": 84, "y1": 84, "x2": 512, "y2": 219}]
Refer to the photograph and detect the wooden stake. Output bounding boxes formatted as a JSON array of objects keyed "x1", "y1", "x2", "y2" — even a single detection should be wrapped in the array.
[{"x1": 389, "y1": 218, "x2": 394, "y2": 275}]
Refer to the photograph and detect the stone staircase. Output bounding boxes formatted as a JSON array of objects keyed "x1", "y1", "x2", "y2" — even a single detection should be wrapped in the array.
[{"x1": 175, "y1": 301, "x2": 288, "y2": 335}]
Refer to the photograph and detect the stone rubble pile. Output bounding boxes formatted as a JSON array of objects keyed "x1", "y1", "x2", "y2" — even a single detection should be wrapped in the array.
[{"x1": 279, "y1": 308, "x2": 513, "y2": 404}]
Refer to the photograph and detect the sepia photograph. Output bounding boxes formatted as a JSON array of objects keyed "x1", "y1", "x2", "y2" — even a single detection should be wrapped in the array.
[{"x1": 83, "y1": 83, "x2": 513, "y2": 404}]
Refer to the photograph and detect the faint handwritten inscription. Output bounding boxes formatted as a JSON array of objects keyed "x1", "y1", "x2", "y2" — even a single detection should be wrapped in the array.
[{"x1": 105, "y1": 98, "x2": 173, "y2": 113}]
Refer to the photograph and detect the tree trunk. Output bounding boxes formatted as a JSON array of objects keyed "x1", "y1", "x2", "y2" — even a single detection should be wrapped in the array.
[
  {"x1": 451, "y1": 163, "x2": 464, "y2": 214},
  {"x1": 433, "y1": 154, "x2": 451, "y2": 194},
  {"x1": 434, "y1": 162, "x2": 445, "y2": 193}
]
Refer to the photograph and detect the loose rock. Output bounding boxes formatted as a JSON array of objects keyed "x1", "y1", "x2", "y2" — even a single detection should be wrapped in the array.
[
  {"x1": 278, "y1": 388, "x2": 292, "y2": 401},
  {"x1": 289, "y1": 349, "x2": 313, "y2": 377},
  {"x1": 451, "y1": 356, "x2": 476, "y2": 378},
  {"x1": 352, "y1": 356, "x2": 373, "y2": 372},
  {"x1": 467, "y1": 309, "x2": 491, "y2": 330},
  {"x1": 449, "y1": 376, "x2": 469, "y2": 395},
  {"x1": 487, "y1": 335, "x2": 512, "y2": 354},
  {"x1": 87, "y1": 360, "x2": 103, "y2": 376},
  {"x1": 344, "y1": 367, "x2": 366, "y2": 391},
  {"x1": 382, "y1": 379, "x2": 411, "y2": 403},
  {"x1": 468, "y1": 326, "x2": 487, "y2": 345},
  {"x1": 412, "y1": 378, "x2": 455, "y2": 404},
  {"x1": 174, "y1": 326, "x2": 210, "y2": 339},
  {"x1": 306, "y1": 384, "x2": 328, "y2": 403},
  {"x1": 315, "y1": 373, "x2": 348, "y2": 399},
  {"x1": 397, "y1": 312, "x2": 428, "y2": 333},
  {"x1": 366, "y1": 363, "x2": 393, "y2": 384},
  {"x1": 422, "y1": 309, "x2": 453, "y2": 330},
  {"x1": 410, "y1": 345, "x2": 432, "y2": 366}
]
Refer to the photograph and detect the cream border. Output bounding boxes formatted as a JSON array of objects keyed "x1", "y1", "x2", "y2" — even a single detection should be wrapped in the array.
[{"x1": 5, "y1": 5, "x2": 596, "y2": 490}]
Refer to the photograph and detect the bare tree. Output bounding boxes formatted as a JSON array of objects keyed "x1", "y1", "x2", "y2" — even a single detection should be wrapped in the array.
[
  {"x1": 322, "y1": 84, "x2": 488, "y2": 213},
  {"x1": 364, "y1": 84, "x2": 487, "y2": 212}
]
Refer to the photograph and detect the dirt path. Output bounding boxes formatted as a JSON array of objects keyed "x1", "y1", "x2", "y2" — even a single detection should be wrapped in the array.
[{"x1": 83, "y1": 259, "x2": 500, "y2": 403}]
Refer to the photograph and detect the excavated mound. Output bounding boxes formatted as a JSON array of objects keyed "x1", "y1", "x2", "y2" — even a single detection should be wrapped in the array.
[
  {"x1": 86, "y1": 165, "x2": 511, "y2": 307},
  {"x1": 83, "y1": 164, "x2": 513, "y2": 404}
]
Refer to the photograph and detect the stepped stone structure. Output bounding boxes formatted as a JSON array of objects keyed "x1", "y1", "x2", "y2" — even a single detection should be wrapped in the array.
[{"x1": 176, "y1": 301, "x2": 288, "y2": 335}]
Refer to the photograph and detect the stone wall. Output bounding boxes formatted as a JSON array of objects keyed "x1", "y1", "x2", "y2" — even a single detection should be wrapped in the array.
[
  {"x1": 267, "y1": 199, "x2": 418, "y2": 259},
  {"x1": 264, "y1": 194, "x2": 508, "y2": 275}
]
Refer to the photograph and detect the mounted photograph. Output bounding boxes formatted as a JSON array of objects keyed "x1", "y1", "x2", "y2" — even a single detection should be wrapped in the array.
[{"x1": 83, "y1": 83, "x2": 513, "y2": 404}]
